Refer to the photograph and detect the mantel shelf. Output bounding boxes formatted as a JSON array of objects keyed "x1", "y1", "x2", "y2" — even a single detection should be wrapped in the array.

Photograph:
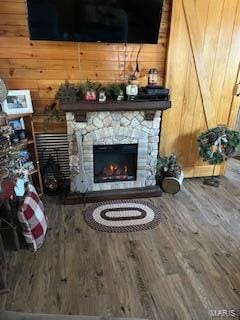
[{"x1": 60, "y1": 99, "x2": 171, "y2": 121}]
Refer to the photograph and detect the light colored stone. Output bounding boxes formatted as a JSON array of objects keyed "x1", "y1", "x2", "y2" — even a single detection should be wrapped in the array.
[
  {"x1": 104, "y1": 116, "x2": 112, "y2": 127},
  {"x1": 131, "y1": 129, "x2": 141, "y2": 138},
  {"x1": 119, "y1": 127, "x2": 125, "y2": 136},
  {"x1": 150, "y1": 151, "x2": 158, "y2": 158},
  {"x1": 67, "y1": 122, "x2": 75, "y2": 135},
  {"x1": 142, "y1": 126, "x2": 150, "y2": 133},
  {"x1": 93, "y1": 117, "x2": 104, "y2": 128},
  {"x1": 146, "y1": 179, "x2": 155, "y2": 186},
  {"x1": 138, "y1": 152, "x2": 147, "y2": 158},
  {"x1": 70, "y1": 167, "x2": 80, "y2": 174},
  {"x1": 89, "y1": 112, "x2": 97, "y2": 119},
  {"x1": 66, "y1": 112, "x2": 74, "y2": 122},
  {"x1": 149, "y1": 136, "x2": 159, "y2": 143},
  {"x1": 69, "y1": 141, "x2": 78, "y2": 155},
  {"x1": 150, "y1": 158, "x2": 157, "y2": 167},
  {"x1": 112, "y1": 121, "x2": 120, "y2": 128},
  {"x1": 112, "y1": 112, "x2": 122, "y2": 121},
  {"x1": 149, "y1": 174, "x2": 156, "y2": 181},
  {"x1": 148, "y1": 144, "x2": 153, "y2": 154},
  {"x1": 95, "y1": 130, "x2": 101, "y2": 139},
  {"x1": 86, "y1": 124, "x2": 96, "y2": 133},
  {"x1": 83, "y1": 139, "x2": 92, "y2": 146},
  {"x1": 98, "y1": 112, "x2": 107, "y2": 120},
  {"x1": 149, "y1": 128, "x2": 159, "y2": 137},
  {"x1": 104, "y1": 138, "x2": 112, "y2": 145},
  {"x1": 137, "y1": 131, "x2": 147, "y2": 139},
  {"x1": 75, "y1": 122, "x2": 86, "y2": 130},
  {"x1": 69, "y1": 155, "x2": 79, "y2": 167},
  {"x1": 136, "y1": 112, "x2": 144, "y2": 122},
  {"x1": 91, "y1": 132, "x2": 97, "y2": 140},
  {"x1": 84, "y1": 145, "x2": 93, "y2": 152},
  {"x1": 68, "y1": 134, "x2": 76, "y2": 143},
  {"x1": 120, "y1": 117, "x2": 130, "y2": 126},
  {"x1": 131, "y1": 118, "x2": 140, "y2": 128},
  {"x1": 104, "y1": 127, "x2": 111, "y2": 137},
  {"x1": 151, "y1": 143, "x2": 158, "y2": 151},
  {"x1": 153, "y1": 118, "x2": 161, "y2": 129},
  {"x1": 143, "y1": 121, "x2": 152, "y2": 129},
  {"x1": 155, "y1": 110, "x2": 162, "y2": 118},
  {"x1": 126, "y1": 112, "x2": 135, "y2": 120}
]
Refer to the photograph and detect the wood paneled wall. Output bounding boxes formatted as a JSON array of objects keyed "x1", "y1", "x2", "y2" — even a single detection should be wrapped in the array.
[{"x1": 0, "y1": 0, "x2": 171, "y2": 133}]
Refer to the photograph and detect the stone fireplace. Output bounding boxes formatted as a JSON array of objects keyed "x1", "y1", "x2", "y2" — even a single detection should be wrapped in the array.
[{"x1": 66, "y1": 110, "x2": 162, "y2": 193}]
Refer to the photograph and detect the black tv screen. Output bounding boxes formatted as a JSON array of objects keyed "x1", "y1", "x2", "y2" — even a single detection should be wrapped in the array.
[{"x1": 26, "y1": 0, "x2": 164, "y2": 44}]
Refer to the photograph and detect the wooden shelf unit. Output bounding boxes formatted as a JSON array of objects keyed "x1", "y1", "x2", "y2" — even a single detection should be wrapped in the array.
[{"x1": 7, "y1": 113, "x2": 43, "y2": 195}]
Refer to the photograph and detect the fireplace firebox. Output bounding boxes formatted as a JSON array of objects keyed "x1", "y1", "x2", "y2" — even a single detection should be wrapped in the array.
[{"x1": 93, "y1": 144, "x2": 138, "y2": 183}]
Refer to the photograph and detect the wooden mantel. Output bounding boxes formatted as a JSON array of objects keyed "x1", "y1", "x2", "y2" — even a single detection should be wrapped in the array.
[{"x1": 60, "y1": 100, "x2": 171, "y2": 121}]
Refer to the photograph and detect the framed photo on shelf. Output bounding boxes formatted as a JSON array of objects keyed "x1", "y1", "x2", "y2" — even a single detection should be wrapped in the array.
[
  {"x1": 8, "y1": 117, "x2": 25, "y2": 130},
  {"x1": 2, "y1": 90, "x2": 33, "y2": 115}
]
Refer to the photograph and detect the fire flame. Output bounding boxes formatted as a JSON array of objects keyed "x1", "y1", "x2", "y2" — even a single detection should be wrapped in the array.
[
  {"x1": 109, "y1": 164, "x2": 118, "y2": 174},
  {"x1": 108, "y1": 164, "x2": 128, "y2": 175},
  {"x1": 100, "y1": 163, "x2": 129, "y2": 180}
]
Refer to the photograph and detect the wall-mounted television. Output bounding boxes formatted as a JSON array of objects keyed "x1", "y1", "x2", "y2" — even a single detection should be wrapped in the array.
[{"x1": 26, "y1": 0, "x2": 164, "y2": 44}]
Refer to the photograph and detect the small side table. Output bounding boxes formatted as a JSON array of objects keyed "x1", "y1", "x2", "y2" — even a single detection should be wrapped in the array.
[
  {"x1": 0, "y1": 200, "x2": 20, "y2": 251},
  {"x1": 0, "y1": 179, "x2": 21, "y2": 251}
]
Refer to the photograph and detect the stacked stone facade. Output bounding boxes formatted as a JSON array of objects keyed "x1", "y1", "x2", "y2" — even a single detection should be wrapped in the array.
[{"x1": 66, "y1": 111, "x2": 161, "y2": 192}]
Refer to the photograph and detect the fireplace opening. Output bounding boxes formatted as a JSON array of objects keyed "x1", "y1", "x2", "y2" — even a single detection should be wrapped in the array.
[{"x1": 93, "y1": 144, "x2": 138, "y2": 183}]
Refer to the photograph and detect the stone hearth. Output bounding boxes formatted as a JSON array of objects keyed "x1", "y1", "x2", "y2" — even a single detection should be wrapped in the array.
[{"x1": 66, "y1": 110, "x2": 162, "y2": 193}]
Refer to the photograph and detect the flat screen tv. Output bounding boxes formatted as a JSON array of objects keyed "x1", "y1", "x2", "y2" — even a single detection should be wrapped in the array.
[{"x1": 26, "y1": 0, "x2": 164, "y2": 44}]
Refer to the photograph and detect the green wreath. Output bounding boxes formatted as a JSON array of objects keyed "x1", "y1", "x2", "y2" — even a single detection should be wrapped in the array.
[{"x1": 197, "y1": 126, "x2": 240, "y2": 165}]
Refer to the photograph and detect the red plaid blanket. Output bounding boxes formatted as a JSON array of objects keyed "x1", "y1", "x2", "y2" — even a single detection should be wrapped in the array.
[{"x1": 18, "y1": 185, "x2": 47, "y2": 251}]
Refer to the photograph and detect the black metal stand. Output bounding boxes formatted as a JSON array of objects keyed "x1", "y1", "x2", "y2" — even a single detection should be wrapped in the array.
[{"x1": 203, "y1": 164, "x2": 220, "y2": 187}]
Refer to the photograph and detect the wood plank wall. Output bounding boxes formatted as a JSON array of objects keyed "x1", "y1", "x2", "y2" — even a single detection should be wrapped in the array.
[{"x1": 0, "y1": 0, "x2": 171, "y2": 133}]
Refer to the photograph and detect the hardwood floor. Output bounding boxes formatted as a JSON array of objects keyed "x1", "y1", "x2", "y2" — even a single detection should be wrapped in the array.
[{"x1": 0, "y1": 160, "x2": 240, "y2": 319}]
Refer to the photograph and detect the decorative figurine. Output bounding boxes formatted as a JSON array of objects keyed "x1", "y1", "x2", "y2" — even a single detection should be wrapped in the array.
[
  {"x1": 126, "y1": 84, "x2": 138, "y2": 100},
  {"x1": 19, "y1": 129, "x2": 27, "y2": 141},
  {"x1": 117, "y1": 89, "x2": 124, "y2": 101},
  {"x1": 99, "y1": 91, "x2": 106, "y2": 102},
  {"x1": 85, "y1": 90, "x2": 97, "y2": 101},
  {"x1": 148, "y1": 68, "x2": 158, "y2": 86}
]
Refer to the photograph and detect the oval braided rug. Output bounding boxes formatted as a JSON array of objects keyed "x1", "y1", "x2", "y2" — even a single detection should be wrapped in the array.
[{"x1": 84, "y1": 199, "x2": 161, "y2": 233}]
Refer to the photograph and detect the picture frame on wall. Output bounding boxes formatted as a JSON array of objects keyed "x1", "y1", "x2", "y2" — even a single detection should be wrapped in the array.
[{"x1": 2, "y1": 90, "x2": 33, "y2": 115}]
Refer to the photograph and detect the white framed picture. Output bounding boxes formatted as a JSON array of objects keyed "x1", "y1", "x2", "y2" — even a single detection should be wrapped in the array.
[{"x1": 2, "y1": 90, "x2": 33, "y2": 115}]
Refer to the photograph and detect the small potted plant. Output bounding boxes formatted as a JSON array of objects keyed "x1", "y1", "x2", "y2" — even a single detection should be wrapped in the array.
[
  {"x1": 57, "y1": 80, "x2": 77, "y2": 104},
  {"x1": 105, "y1": 83, "x2": 125, "y2": 100},
  {"x1": 43, "y1": 102, "x2": 63, "y2": 128},
  {"x1": 156, "y1": 154, "x2": 184, "y2": 194}
]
